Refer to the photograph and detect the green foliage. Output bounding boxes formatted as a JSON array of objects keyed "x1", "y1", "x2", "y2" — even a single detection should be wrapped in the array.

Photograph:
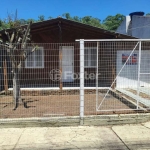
[
  {"x1": 0, "y1": 19, "x2": 10, "y2": 30},
  {"x1": 62, "y1": 13, "x2": 105, "y2": 28},
  {"x1": 81, "y1": 16, "x2": 103, "y2": 28},
  {"x1": 26, "y1": 19, "x2": 36, "y2": 24},
  {"x1": 0, "y1": 12, "x2": 125, "y2": 31},
  {"x1": 73, "y1": 16, "x2": 81, "y2": 22},
  {"x1": 102, "y1": 14, "x2": 125, "y2": 31},
  {"x1": 48, "y1": 16, "x2": 53, "y2": 20},
  {"x1": 19, "y1": 19, "x2": 27, "y2": 25},
  {"x1": 38, "y1": 15, "x2": 45, "y2": 21},
  {"x1": 146, "y1": 13, "x2": 150, "y2": 16},
  {"x1": 62, "y1": 13, "x2": 72, "y2": 20}
]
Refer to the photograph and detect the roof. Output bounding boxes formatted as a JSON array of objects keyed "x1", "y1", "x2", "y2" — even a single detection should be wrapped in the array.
[
  {"x1": 0, "y1": 17, "x2": 137, "y2": 40},
  {"x1": 31, "y1": 18, "x2": 137, "y2": 39}
]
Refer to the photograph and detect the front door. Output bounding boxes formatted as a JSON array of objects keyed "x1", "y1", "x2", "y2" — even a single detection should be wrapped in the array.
[{"x1": 62, "y1": 46, "x2": 74, "y2": 82}]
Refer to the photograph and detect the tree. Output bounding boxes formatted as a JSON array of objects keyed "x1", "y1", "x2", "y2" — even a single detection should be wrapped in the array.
[
  {"x1": 38, "y1": 15, "x2": 45, "y2": 21},
  {"x1": 103, "y1": 14, "x2": 125, "y2": 31},
  {"x1": 1, "y1": 12, "x2": 126, "y2": 32},
  {"x1": 62, "y1": 13, "x2": 72, "y2": 20},
  {"x1": 81, "y1": 16, "x2": 103, "y2": 28},
  {"x1": 73, "y1": 16, "x2": 81, "y2": 22},
  {"x1": 0, "y1": 10, "x2": 21, "y2": 30},
  {"x1": 0, "y1": 18, "x2": 37, "y2": 110},
  {"x1": 48, "y1": 16, "x2": 53, "y2": 20},
  {"x1": 0, "y1": 19, "x2": 10, "y2": 30},
  {"x1": 26, "y1": 19, "x2": 36, "y2": 24},
  {"x1": 62, "y1": 13, "x2": 104, "y2": 28},
  {"x1": 19, "y1": 19, "x2": 27, "y2": 25},
  {"x1": 146, "y1": 13, "x2": 150, "y2": 16}
]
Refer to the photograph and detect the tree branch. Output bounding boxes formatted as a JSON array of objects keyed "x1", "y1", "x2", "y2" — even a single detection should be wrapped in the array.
[
  {"x1": 5, "y1": 31, "x2": 10, "y2": 42},
  {"x1": 24, "y1": 46, "x2": 37, "y2": 59},
  {"x1": 10, "y1": 31, "x2": 15, "y2": 43},
  {"x1": 21, "y1": 22, "x2": 31, "y2": 49}
]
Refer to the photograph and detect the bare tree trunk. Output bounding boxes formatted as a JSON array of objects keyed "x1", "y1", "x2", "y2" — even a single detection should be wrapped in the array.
[
  {"x1": 13, "y1": 61, "x2": 27, "y2": 110},
  {"x1": 13, "y1": 71, "x2": 21, "y2": 109},
  {"x1": 1, "y1": 21, "x2": 33, "y2": 110}
]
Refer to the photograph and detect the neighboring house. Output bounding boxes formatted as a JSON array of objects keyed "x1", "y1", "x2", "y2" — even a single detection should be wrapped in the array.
[
  {"x1": 0, "y1": 17, "x2": 136, "y2": 89},
  {"x1": 116, "y1": 11, "x2": 150, "y2": 39}
]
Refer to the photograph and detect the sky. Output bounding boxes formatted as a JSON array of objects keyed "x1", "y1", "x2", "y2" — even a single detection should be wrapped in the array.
[{"x1": 0, "y1": 0, "x2": 150, "y2": 22}]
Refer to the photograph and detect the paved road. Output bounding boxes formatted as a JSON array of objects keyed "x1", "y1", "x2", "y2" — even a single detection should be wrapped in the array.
[{"x1": 0, "y1": 122, "x2": 150, "y2": 150}]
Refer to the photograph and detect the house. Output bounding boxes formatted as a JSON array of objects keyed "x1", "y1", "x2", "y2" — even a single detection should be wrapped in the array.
[
  {"x1": 116, "y1": 11, "x2": 150, "y2": 39},
  {"x1": 0, "y1": 17, "x2": 136, "y2": 90}
]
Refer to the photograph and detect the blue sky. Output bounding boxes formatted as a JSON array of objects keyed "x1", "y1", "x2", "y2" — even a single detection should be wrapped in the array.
[{"x1": 0, "y1": 0, "x2": 150, "y2": 22}]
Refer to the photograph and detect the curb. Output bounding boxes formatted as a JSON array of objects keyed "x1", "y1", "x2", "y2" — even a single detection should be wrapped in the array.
[{"x1": 0, "y1": 113, "x2": 150, "y2": 128}]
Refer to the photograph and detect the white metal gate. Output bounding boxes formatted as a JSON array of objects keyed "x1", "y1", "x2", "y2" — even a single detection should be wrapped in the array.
[
  {"x1": 77, "y1": 39, "x2": 150, "y2": 114},
  {"x1": 97, "y1": 40, "x2": 150, "y2": 112}
]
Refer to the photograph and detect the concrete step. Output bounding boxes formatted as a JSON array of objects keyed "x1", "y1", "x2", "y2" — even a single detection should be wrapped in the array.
[{"x1": 116, "y1": 88, "x2": 150, "y2": 107}]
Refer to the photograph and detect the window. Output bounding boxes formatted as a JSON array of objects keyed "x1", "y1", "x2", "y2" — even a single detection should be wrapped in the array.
[
  {"x1": 84, "y1": 47, "x2": 97, "y2": 68},
  {"x1": 25, "y1": 47, "x2": 44, "y2": 68}
]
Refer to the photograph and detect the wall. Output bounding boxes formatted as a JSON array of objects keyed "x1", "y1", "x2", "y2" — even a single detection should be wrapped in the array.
[
  {"x1": 116, "y1": 15, "x2": 150, "y2": 39},
  {"x1": 116, "y1": 16, "x2": 131, "y2": 35},
  {"x1": 20, "y1": 43, "x2": 80, "y2": 87},
  {"x1": 131, "y1": 16, "x2": 150, "y2": 39},
  {"x1": 116, "y1": 50, "x2": 150, "y2": 88}
]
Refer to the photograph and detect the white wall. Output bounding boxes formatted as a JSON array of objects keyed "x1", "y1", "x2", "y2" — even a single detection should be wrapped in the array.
[
  {"x1": 117, "y1": 15, "x2": 150, "y2": 39},
  {"x1": 116, "y1": 50, "x2": 150, "y2": 88},
  {"x1": 116, "y1": 16, "x2": 131, "y2": 35},
  {"x1": 131, "y1": 16, "x2": 150, "y2": 39}
]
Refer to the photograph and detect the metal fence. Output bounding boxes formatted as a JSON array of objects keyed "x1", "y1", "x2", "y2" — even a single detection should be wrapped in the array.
[
  {"x1": 0, "y1": 40, "x2": 150, "y2": 120},
  {"x1": 80, "y1": 39, "x2": 150, "y2": 113}
]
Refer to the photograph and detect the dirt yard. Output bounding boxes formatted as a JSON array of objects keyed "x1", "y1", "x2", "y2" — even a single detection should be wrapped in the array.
[{"x1": 0, "y1": 91, "x2": 139, "y2": 119}]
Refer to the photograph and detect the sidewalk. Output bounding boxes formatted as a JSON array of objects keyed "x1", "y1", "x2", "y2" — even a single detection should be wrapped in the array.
[{"x1": 0, "y1": 121, "x2": 150, "y2": 150}]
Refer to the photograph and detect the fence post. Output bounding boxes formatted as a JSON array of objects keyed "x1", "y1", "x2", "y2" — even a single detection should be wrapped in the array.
[
  {"x1": 80, "y1": 39, "x2": 84, "y2": 125},
  {"x1": 59, "y1": 45, "x2": 63, "y2": 90},
  {"x1": 137, "y1": 41, "x2": 141, "y2": 109},
  {"x1": 96, "y1": 42, "x2": 99, "y2": 110}
]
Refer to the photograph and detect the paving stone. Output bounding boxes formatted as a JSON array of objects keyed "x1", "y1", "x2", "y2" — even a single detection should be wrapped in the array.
[
  {"x1": 0, "y1": 125, "x2": 141, "y2": 150},
  {"x1": 0, "y1": 128, "x2": 24, "y2": 150},
  {"x1": 112, "y1": 124, "x2": 150, "y2": 150},
  {"x1": 143, "y1": 121, "x2": 150, "y2": 129}
]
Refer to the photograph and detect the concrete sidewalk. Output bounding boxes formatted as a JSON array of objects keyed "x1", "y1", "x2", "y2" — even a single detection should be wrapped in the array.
[{"x1": 0, "y1": 122, "x2": 150, "y2": 150}]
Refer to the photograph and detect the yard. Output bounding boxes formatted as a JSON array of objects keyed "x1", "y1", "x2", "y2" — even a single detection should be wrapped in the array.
[{"x1": 0, "y1": 89, "x2": 140, "y2": 119}]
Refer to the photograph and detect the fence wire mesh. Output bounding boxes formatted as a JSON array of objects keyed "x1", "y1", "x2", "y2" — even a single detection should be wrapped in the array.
[
  {"x1": 0, "y1": 43, "x2": 81, "y2": 119},
  {"x1": 95, "y1": 41, "x2": 150, "y2": 113},
  {"x1": 0, "y1": 41, "x2": 150, "y2": 120}
]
